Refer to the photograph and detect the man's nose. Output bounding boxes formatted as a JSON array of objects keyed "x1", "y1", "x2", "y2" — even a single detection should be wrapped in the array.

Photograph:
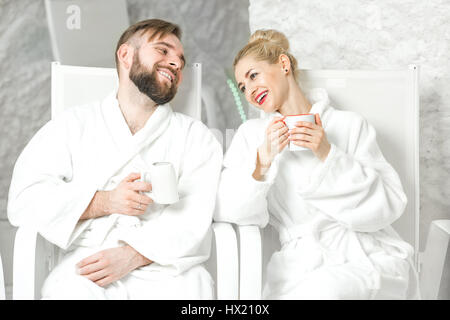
[{"x1": 168, "y1": 56, "x2": 182, "y2": 70}]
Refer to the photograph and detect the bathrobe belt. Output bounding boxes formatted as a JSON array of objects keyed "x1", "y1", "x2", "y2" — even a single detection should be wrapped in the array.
[{"x1": 278, "y1": 219, "x2": 339, "y2": 246}]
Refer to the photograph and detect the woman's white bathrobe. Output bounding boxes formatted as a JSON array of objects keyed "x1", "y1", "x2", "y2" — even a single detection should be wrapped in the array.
[
  {"x1": 215, "y1": 88, "x2": 419, "y2": 300},
  {"x1": 8, "y1": 91, "x2": 223, "y2": 299}
]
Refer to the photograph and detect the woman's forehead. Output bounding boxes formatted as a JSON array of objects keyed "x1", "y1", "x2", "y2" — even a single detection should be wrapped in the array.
[{"x1": 235, "y1": 57, "x2": 269, "y2": 79}]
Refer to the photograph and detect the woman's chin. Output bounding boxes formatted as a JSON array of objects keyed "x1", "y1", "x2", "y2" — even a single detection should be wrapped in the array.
[
  {"x1": 251, "y1": 101, "x2": 276, "y2": 114},
  {"x1": 262, "y1": 104, "x2": 277, "y2": 114}
]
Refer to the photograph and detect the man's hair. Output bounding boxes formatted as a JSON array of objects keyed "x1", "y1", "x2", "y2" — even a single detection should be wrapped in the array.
[{"x1": 115, "y1": 19, "x2": 182, "y2": 72}]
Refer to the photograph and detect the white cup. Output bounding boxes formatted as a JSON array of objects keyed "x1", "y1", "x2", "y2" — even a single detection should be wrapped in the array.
[
  {"x1": 283, "y1": 114, "x2": 316, "y2": 151},
  {"x1": 140, "y1": 162, "x2": 179, "y2": 204}
]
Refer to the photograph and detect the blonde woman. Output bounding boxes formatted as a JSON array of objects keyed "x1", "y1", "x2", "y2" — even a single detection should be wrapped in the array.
[{"x1": 215, "y1": 29, "x2": 419, "y2": 299}]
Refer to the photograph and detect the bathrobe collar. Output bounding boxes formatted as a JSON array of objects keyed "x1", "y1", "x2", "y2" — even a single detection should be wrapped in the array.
[
  {"x1": 262, "y1": 87, "x2": 331, "y2": 172},
  {"x1": 101, "y1": 90, "x2": 173, "y2": 153},
  {"x1": 304, "y1": 87, "x2": 330, "y2": 119}
]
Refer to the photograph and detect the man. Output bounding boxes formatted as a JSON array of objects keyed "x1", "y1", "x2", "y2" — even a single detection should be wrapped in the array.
[{"x1": 7, "y1": 19, "x2": 223, "y2": 299}]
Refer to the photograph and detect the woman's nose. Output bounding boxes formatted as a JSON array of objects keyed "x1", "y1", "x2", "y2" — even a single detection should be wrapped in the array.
[{"x1": 249, "y1": 85, "x2": 258, "y2": 101}]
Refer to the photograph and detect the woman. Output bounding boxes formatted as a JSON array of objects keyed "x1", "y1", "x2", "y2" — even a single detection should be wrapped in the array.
[{"x1": 215, "y1": 29, "x2": 419, "y2": 299}]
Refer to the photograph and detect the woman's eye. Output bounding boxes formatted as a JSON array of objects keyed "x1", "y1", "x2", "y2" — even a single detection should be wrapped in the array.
[
  {"x1": 250, "y1": 72, "x2": 257, "y2": 80},
  {"x1": 240, "y1": 86, "x2": 245, "y2": 93}
]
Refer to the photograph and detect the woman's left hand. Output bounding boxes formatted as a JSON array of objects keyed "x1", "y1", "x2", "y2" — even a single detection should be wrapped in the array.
[{"x1": 288, "y1": 113, "x2": 331, "y2": 162}]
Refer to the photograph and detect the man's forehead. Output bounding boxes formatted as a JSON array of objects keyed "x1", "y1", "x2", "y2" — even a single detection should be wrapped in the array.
[
  {"x1": 129, "y1": 30, "x2": 185, "y2": 67},
  {"x1": 147, "y1": 32, "x2": 183, "y2": 50}
]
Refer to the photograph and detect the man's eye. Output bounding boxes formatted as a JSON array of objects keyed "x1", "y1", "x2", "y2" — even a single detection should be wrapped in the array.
[{"x1": 158, "y1": 48, "x2": 168, "y2": 55}]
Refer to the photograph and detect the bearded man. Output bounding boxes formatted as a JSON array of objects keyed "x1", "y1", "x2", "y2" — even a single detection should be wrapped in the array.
[{"x1": 7, "y1": 19, "x2": 223, "y2": 300}]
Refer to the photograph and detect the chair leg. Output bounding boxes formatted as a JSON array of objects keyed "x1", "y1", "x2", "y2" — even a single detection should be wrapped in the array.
[{"x1": 419, "y1": 220, "x2": 450, "y2": 299}]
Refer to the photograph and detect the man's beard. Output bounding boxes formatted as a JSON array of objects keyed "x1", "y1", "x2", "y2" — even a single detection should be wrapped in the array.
[{"x1": 129, "y1": 54, "x2": 178, "y2": 105}]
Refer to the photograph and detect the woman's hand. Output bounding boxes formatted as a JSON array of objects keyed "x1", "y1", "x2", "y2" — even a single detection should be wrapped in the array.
[
  {"x1": 76, "y1": 245, "x2": 152, "y2": 287},
  {"x1": 252, "y1": 117, "x2": 288, "y2": 181},
  {"x1": 289, "y1": 113, "x2": 331, "y2": 162},
  {"x1": 257, "y1": 117, "x2": 289, "y2": 167}
]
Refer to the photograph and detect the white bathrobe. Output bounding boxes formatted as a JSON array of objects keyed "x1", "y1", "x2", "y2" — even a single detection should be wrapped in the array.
[
  {"x1": 215, "y1": 88, "x2": 420, "y2": 300},
  {"x1": 8, "y1": 91, "x2": 223, "y2": 299}
]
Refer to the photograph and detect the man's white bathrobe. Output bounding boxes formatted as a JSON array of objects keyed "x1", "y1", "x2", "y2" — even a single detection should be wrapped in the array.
[
  {"x1": 8, "y1": 91, "x2": 223, "y2": 299},
  {"x1": 215, "y1": 88, "x2": 420, "y2": 300}
]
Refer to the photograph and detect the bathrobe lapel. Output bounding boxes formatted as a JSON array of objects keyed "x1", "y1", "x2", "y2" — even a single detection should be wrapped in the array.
[{"x1": 95, "y1": 92, "x2": 172, "y2": 189}]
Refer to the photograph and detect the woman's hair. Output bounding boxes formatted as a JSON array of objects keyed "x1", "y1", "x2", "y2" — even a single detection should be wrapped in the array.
[{"x1": 233, "y1": 29, "x2": 299, "y2": 81}]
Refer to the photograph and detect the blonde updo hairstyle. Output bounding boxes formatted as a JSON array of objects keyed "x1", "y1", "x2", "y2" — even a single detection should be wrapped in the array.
[{"x1": 233, "y1": 29, "x2": 299, "y2": 82}]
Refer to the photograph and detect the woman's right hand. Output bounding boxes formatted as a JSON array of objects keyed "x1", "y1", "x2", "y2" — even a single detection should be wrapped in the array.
[{"x1": 257, "y1": 117, "x2": 289, "y2": 168}]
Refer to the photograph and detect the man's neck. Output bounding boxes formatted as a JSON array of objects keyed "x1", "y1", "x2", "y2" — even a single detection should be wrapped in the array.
[{"x1": 117, "y1": 84, "x2": 158, "y2": 135}]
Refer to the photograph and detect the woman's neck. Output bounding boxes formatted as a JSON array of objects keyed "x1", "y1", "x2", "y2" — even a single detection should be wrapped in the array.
[{"x1": 278, "y1": 80, "x2": 312, "y2": 116}]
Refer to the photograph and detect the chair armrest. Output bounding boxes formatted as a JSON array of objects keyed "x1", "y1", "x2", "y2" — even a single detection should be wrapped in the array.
[
  {"x1": 419, "y1": 219, "x2": 450, "y2": 300},
  {"x1": 14, "y1": 223, "x2": 239, "y2": 300},
  {"x1": 12, "y1": 226, "x2": 39, "y2": 300},
  {"x1": 236, "y1": 225, "x2": 262, "y2": 299},
  {"x1": 211, "y1": 222, "x2": 239, "y2": 299}
]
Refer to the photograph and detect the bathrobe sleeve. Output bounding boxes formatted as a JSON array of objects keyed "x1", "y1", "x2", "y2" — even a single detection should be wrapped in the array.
[
  {"x1": 117, "y1": 122, "x2": 223, "y2": 275},
  {"x1": 214, "y1": 121, "x2": 278, "y2": 228},
  {"x1": 297, "y1": 114, "x2": 407, "y2": 232},
  {"x1": 7, "y1": 113, "x2": 96, "y2": 249}
]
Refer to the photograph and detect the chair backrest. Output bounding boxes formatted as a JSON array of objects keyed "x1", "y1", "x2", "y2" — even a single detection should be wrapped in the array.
[
  {"x1": 32, "y1": 61, "x2": 205, "y2": 299},
  {"x1": 51, "y1": 61, "x2": 202, "y2": 120},
  {"x1": 45, "y1": 0, "x2": 129, "y2": 68},
  {"x1": 260, "y1": 66, "x2": 420, "y2": 281}
]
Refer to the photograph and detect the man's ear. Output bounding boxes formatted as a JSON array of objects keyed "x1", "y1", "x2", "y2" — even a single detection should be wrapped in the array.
[
  {"x1": 278, "y1": 54, "x2": 291, "y2": 74},
  {"x1": 117, "y1": 43, "x2": 134, "y2": 71}
]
